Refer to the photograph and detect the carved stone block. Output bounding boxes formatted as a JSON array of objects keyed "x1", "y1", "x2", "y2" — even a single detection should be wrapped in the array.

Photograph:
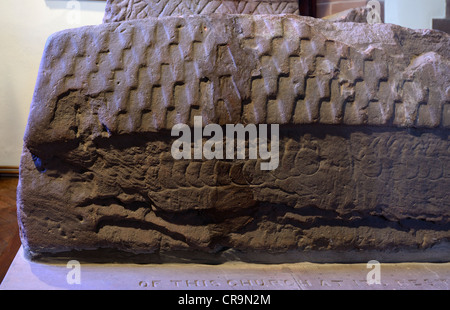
[
  {"x1": 19, "y1": 14, "x2": 450, "y2": 263},
  {"x1": 103, "y1": 0, "x2": 300, "y2": 23}
]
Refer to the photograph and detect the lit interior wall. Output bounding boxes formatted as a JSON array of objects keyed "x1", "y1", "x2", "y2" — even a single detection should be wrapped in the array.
[{"x1": 384, "y1": 0, "x2": 446, "y2": 29}]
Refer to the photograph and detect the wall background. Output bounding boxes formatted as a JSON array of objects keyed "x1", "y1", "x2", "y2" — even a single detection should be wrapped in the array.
[
  {"x1": 0, "y1": 0, "x2": 447, "y2": 166},
  {"x1": 385, "y1": 0, "x2": 446, "y2": 29},
  {"x1": 316, "y1": 0, "x2": 368, "y2": 18}
]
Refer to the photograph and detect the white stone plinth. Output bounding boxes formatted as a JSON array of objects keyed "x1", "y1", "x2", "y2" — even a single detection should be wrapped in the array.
[{"x1": 1, "y1": 247, "x2": 450, "y2": 290}]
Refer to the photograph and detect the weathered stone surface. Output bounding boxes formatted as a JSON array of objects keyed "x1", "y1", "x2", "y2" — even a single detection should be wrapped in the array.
[
  {"x1": 19, "y1": 15, "x2": 450, "y2": 263},
  {"x1": 103, "y1": 0, "x2": 300, "y2": 23}
]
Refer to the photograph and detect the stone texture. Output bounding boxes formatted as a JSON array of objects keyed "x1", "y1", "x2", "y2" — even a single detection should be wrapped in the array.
[
  {"x1": 19, "y1": 14, "x2": 450, "y2": 263},
  {"x1": 103, "y1": 0, "x2": 300, "y2": 23}
]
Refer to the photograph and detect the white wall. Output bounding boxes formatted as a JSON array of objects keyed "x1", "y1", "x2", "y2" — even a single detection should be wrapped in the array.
[
  {"x1": 0, "y1": 0, "x2": 105, "y2": 166},
  {"x1": 385, "y1": 0, "x2": 446, "y2": 29}
]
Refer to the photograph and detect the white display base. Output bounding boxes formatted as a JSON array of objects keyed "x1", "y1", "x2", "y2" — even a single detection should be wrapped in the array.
[{"x1": 1, "y1": 246, "x2": 450, "y2": 290}]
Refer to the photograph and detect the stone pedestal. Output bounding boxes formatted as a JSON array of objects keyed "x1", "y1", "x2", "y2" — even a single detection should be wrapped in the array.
[{"x1": 2, "y1": 247, "x2": 450, "y2": 290}]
